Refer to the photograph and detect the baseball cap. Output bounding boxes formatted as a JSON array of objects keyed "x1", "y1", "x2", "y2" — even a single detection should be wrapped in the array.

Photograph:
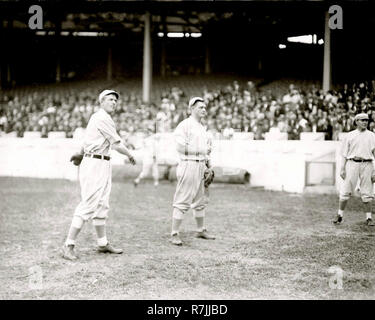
[
  {"x1": 354, "y1": 113, "x2": 369, "y2": 121},
  {"x1": 98, "y1": 90, "x2": 119, "y2": 103},
  {"x1": 188, "y1": 97, "x2": 204, "y2": 109}
]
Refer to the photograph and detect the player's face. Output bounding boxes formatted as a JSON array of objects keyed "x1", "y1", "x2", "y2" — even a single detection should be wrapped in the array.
[
  {"x1": 357, "y1": 119, "x2": 368, "y2": 130},
  {"x1": 192, "y1": 101, "x2": 207, "y2": 119},
  {"x1": 101, "y1": 94, "x2": 118, "y2": 113}
]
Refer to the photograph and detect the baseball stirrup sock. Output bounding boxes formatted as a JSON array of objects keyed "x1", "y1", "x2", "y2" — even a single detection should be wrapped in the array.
[
  {"x1": 366, "y1": 212, "x2": 372, "y2": 220},
  {"x1": 92, "y1": 218, "x2": 106, "y2": 226},
  {"x1": 193, "y1": 209, "x2": 205, "y2": 218}
]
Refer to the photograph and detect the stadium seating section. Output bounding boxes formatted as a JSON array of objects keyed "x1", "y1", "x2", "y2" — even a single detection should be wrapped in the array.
[{"x1": 0, "y1": 76, "x2": 374, "y2": 140}]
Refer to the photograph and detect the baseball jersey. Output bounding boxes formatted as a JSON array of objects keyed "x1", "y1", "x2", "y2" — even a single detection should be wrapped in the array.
[
  {"x1": 341, "y1": 129, "x2": 375, "y2": 160},
  {"x1": 82, "y1": 108, "x2": 122, "y2": 156},
  {"x1": 174, "y1": 116, "x2": 211, "y2": 161}
]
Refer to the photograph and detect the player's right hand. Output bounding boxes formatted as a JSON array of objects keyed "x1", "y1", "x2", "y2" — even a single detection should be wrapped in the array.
[
  {"x1": 129, "y1": 155, "x2": 136, "y2": 165},
  {"x1": 340, "y1": 168, "x2": 346, "y2": 180}
]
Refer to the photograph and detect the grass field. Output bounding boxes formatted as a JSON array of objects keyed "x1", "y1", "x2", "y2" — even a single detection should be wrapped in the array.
[{"x1": 0, "y1": 177, "x2": 375, "y2": 300}]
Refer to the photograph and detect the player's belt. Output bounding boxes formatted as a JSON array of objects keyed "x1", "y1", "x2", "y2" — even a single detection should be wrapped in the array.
[
  {"x1": 84, "y1": 153, "x2": 110, "y2": 161},
  {"x1": 181, "y1": 159, "x2": 206, "y2": 162},
  {"x1": 349, "y1": 158, "x2": 372, "y2": 162}
]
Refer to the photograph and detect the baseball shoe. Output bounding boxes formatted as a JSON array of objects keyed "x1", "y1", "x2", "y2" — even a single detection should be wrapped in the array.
[
  {"x1": 196, "y1": 229, "x2": 215, "y2": 240},
  {"x1": 332, "y1": 214, "x2": 343, "y2": 225},
  {"x1": 170, "y1": 233, "x2": 183, "y2": 246},
  {"x1": 366, "y1": 218, "x2": 375, "y2": 226},
  {"x1": 61, "y1": 244, "x2": 78, "y2": 261},
  {"x1": 133, "y1": 179, "x2": 139, "y2": 187},
  {"x1": 97, "y1": 243, "x2": 123, "y2": 254}
]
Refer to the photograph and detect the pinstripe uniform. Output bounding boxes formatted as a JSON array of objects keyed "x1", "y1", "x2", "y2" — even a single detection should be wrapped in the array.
[
  {"x1": 73, "y1": 108, "x2": 121, "y2": 224},
  {"x1": 172, "y1": 116, "x2": 211, "y2": 215}
]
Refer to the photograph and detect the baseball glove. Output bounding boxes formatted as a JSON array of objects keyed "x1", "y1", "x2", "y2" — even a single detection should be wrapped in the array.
[
  {"x1": 203, "y1": 168, "x2": 215, "y2": 188},
  {"x1": 70, "y1": 153, "x2": 83, "y2": 166}
]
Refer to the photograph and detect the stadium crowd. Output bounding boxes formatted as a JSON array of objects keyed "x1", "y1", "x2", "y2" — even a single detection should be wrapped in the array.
[{"x1": 0, "y1": 79, "x2": 374, "y2": 140}]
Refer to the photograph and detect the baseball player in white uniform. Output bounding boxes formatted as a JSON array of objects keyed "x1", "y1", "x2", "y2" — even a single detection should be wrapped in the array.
[
  {"x1": 333, "y1": 113, "x2": 375, "y2": 226},
  {"x1": 133, "y1": 126, "x2": 160, "y2": 187},
  {"x1": 170, "y1": 97, "x2": 215, "y2": 245},
  {"x1": 62, "y1": 90, "x2": 136, "y2": 260}
]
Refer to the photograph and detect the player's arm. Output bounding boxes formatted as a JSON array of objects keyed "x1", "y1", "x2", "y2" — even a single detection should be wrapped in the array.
[
  {"x1": 205, "y1": 159, "x2": 212, "y2": 169},
  {"x1": 112, "y1": 141, "x2": 136, "y2": 165},
  {"x1": 371, "y1": 134, "x2": 375, "y2": 169},
  {"x1": 340, "y1": 137, "x2": 349, "y2": 180},
  {"x1": 152, "y1": 138, "x2": 157, "y2": 160},
  {"x1": 206, "y1": 136, "x2": 213, "y2": 168},
  {"x1": 340, "y1": 157, "x2": 347, "y2": 180},
  {"x1": 96, "y1": 117, "x2": 136, "y2": 164},
  {"x1": 174, "y1": 123, "x2": 191, "y2": 154},
  {"x1": 371, "y1": 148, "x2": 375, "y2": 183}
]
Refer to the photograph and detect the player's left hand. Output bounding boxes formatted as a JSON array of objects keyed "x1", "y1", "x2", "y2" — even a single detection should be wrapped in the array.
[
  {"x1": 70, "y1": 153, "x2": 83, "y2": 166},
  {"x1": 203, "y1": 167, "x2": 215, "y2": 188}
]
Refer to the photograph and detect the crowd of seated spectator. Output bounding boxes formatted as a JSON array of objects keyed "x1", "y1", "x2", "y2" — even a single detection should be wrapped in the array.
[
  {"x1": 0, "y1": 78, "x2": 374, "y2": 140},
  {"x1": 202, "y1": 80, "x2": 375, "y2": 140}
]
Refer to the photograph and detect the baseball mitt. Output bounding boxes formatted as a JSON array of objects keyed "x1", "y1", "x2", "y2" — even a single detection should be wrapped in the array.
[
  {"x1": 203, "y1": 168, "x2": 215, "y2": 188},
  {"x1": 70, "y1": 153, "x2": 83, "y2": 166}
]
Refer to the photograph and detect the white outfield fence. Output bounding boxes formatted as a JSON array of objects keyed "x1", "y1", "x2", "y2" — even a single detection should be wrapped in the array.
[{"x1": 0, "y1": 135, "x2": 343, "y2": 194}]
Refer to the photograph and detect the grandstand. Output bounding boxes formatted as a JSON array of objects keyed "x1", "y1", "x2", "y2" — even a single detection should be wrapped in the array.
[
  {"x1": 0, "y1": 0, "x2": 374, "y2": 194},
  {"x1": 0, "y1": 75, "x2": 373, "y2": 141},
  {"x1": 1, "y1": 1, "x2": 374, "y2": 140}
]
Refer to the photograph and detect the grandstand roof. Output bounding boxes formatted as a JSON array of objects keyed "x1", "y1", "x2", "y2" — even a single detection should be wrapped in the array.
[
  {"x1": 1, "y1": 1, "x2": 374, "y2": 83},
  {"x1": 1, "y1": 1, "x2": 374, "y2": 39}
]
